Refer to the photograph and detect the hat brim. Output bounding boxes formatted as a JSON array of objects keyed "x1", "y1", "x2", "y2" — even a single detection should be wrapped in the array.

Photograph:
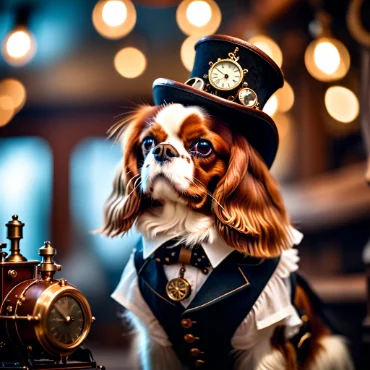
[{"x1": 153, "y1": 78, "x2": 279, "y2": 168}]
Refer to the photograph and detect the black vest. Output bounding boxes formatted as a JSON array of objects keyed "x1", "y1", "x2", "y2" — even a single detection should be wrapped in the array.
[{"x1": 134, "y1": 239, "x2": 280, "y2": 370}]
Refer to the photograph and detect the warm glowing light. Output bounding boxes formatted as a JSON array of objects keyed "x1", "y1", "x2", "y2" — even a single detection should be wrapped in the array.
[
  {"x1": 274, "y1": 112, "x2": 292, "y2": 139},
  {"x1": 263, "y1": 95, "x2": 278, "y2": 117},
  {"x1": 305, "y1": 37, "x2": 350, "y2": 82},
  {"x1": 102, "y1": 0, "x2": 127, "y2": 27},
  {"x1": 325, "y1": 86, "x2": 359, "y2": 123},
  {"x1": 92, "y1": 0, "x2": 136, "y2": 39},
  {"x1": 0, "y1": 79, "x2": 27, "y2": 112},
  {"x1": 114, "y1": 47, "x2": 147, "y2": 78},
  {"x1": 186, "y1": 1, "x2": 212, "y2": 27},
  {"x1": 314, "y1": 42, "x2": 340, "y2": 75},
  {"x1": 177, "y1": 0, "x2": 221, "y2": 36},
  {"x1": 248, "y1": 35, "x2": 283, "y2": 68},
  {"x1": 7, "y1": 31, "x2": 31, "y2": 58},
  {"x1": 275, "y1": 81, "x2": 294, "y2": 113},
  {"x1": 0, "y1": 96, "x2": 15, "y2": 127},
  {"x1": 270, "y1": 113, "x2": 294, "y2": 180},
  {"x1": 181, "y1": 35, "x2": 202, "y2": 71},
  {"x1": 2, "y1": 28, "x2": 36, "y2": 66}
]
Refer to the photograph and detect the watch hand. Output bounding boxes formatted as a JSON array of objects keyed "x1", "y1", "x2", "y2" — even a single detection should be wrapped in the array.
[
  {"x1": 54, "y1": 302, "x2": 69, "y2": 320},
  {"x1": 215, "y1": 67, "x2": 225, "y2": 75}
]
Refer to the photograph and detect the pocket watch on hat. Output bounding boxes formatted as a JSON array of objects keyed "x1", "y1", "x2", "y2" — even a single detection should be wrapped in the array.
[
  {"x1": 186, "y1": 46, "x2": 259, "y2": 109},
  {"x1": 208, "y1": 52, "x2": 244, "y2": 91}
]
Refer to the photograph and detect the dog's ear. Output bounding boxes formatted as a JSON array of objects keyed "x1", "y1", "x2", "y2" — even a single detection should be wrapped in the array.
[
  {"x1": 213, "y1": 134, "x2": 291, "y2": 258},
  {"x1": 100, "y1": 105, "x2": 160, "y2": 237}
]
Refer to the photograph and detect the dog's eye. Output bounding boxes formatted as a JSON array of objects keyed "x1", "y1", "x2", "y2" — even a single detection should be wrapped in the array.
[
  {"x1": 190, "y1": 140, "x2": 213, "y2": 157},
  {"x1": 142, "y1": 137, "x2": 156, "y2": 152}
]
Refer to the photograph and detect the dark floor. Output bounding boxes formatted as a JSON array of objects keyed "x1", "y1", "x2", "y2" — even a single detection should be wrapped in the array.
[{"x1": 86, "y1": 346, "x2": 130, "y2": 370}]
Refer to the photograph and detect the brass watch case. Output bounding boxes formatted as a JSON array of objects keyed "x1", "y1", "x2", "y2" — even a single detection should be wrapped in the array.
[
  {"x1": 237, "y1": 87, "x2": 259, "y2": 108},
  {"x1": 166, "y1": 277, "x2": 191, "y2": 302},
  {"x1": 208, "y1": 58, "x2": 243, "y2": 92}
]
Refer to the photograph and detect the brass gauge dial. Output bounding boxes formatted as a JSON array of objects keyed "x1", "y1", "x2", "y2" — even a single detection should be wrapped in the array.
[
  {"x1": 34, "y1": 284, "x2": 93, "y2": 356},
  {"x1": 47, "y1": 295, "x2": 84, "y2": 345}
]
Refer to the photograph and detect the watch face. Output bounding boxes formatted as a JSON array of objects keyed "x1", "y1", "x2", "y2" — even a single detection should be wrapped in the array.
[
  {"x1": 238, "y1": 88, "x2": 258, "y2": 107},
  {"x1": 209, "y1": 59, "x2": 243, "y2": 91},
  {"x1": 47, "y1": 295, "x2": 85, "y2": 345}
]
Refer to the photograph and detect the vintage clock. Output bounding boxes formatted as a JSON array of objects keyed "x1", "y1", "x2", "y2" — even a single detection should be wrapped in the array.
[
  {"x1": 185, "y1": 46, "x2": 260, "y2": 109},
  {"x1": 207, "y1": 47, "x2": 259, "y2": 108},
  {"x1": 208, "y1": 57, "x2": 244, "y2": 91},
  {"x1": 0, "y1": 215, "x2": 104, "y2": 370}
]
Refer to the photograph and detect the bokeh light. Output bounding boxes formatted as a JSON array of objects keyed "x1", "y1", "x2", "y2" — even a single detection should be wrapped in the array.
[
  {"x1": 325, "y1": 86, "x2": 359, "y2": 123},
  {"x1": 114, "y1": 47, "x2": 147, "y2": 78},
  {"x1": 7, "y1": 31, "x2": 31, "y2": 58},
  {"x1": 0, "y1": 79, "x2": 27, "y2": 112},
  {"x1": 92, "y1": 0, "x2": 136, "y2": 39},
  {"x1": 2, "y1": 28, "x2": 36, "y2": 67},
  {"x1": 270, "y1": 113, "x2": 294, "y2": 180},
  {"x1": 275, "y1": 81, "x2": 294, "y2": 113},
  {"x1": 181, "y1": 35, "x2": 202, "y2": 72},
  {"x1": 176, "y1": 0, "x2": 221, "y2": 36},
  {"x1": 274, "y1": 112, "x2": 293, "y2": 139},
  {"x1": 102, "y1": 0, "x2": 127, "y2": 27},
  {"x1": 248, "y1": 35, "x2": 283, "y2": 68},
  {"x1": 305, "y1": 37, "x2": 350, "y2": 82},
  {"x1": 186, "y1": 1, "x2": 212, "y2": 27},
  {"x1": 0, "y1": 96, "x2": 15, "y2": 127},
  {"x1": 314, "y1": 42, "x2": 340, "y2": 75},
  {"x1": 263, "y1": 95, "x2": 278, "y2": 117}
]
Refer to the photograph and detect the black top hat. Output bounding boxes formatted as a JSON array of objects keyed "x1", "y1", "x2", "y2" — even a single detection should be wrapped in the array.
[{"x1": 152, "y1": 34, "x2": 284, "y2": 168}]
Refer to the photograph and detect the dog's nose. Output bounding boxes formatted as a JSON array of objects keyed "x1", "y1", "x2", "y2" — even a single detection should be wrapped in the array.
[{"x1": 153, "y1": 143, "x2": 179, "y2": 163}]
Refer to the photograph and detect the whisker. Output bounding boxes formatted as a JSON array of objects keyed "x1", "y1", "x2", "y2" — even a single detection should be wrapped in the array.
[
  {"x1": 126, "y1": 176, "x2": 142, "y2": 199},
  {"x1": 125, "y1": 173, "x2": 140, "y2": 188},
  {"x1": 188, "y1": 178, "x2": 226, "y2": 212}
]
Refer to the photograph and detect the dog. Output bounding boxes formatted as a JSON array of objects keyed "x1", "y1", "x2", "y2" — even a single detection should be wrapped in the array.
[{"x1": 102, "y1": 103, "x2": 354, "y2": 370}]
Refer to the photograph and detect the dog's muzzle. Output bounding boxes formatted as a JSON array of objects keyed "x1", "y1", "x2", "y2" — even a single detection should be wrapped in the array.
[{"x1": 153, "y1": 143, "x2": 179, "y2": 163}]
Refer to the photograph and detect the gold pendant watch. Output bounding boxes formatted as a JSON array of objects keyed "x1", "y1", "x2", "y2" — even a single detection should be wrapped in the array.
[{"x1": 166, "y1": 264, "x2": 191, "y2": 302}]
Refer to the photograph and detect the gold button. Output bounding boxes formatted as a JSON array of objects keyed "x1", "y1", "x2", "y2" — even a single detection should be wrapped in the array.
[
  {"x1": 195, "y1": 360, "x2": 206, "y2": 367},
  {"x1": 184, "y1": 334, "x2": 199, "y2": 343},
  {"x1": 190, "y1": 348, "x2": 202, "y2": 357},
  {"x1": 181, "y1": 318, "x2": 193, "y2": 329}
]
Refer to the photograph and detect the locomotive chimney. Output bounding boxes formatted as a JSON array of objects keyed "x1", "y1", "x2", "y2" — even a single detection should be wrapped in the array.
[
  {"x1": 38, "y1": 241, "x2": 61, "y2": 280},
  {"x1": 5, "y1": 215, "x2": 27, "y2": 262}
]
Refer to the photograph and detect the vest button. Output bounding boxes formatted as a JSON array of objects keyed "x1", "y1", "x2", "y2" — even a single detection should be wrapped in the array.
[
  {"x1": 184, "y1": 334, "x2": 199, "y2": 343},
  {"x1": 190, "y1": 348, "x2": 202, "y2": 357},
  {"x1": 181, "y1": 318, "x2": 193, "y2": 329},
  {"x1": 195, "y1": 359, "x2": 206, "y2": 367}
]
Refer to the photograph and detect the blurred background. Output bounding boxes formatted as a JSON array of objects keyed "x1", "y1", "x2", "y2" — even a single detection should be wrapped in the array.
[{"x1": 0, "y1": 0, "x2": 369, "y2": 368}]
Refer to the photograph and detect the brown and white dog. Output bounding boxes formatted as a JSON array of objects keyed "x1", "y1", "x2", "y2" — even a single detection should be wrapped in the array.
[{"x1": 102, "y1": 103, "x2": 353, "y2": 370}]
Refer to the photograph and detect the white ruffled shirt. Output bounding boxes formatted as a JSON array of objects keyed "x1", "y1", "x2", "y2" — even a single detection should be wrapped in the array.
[{"x1": 112, "y1": 228, "x2": 303, "y2": 369}]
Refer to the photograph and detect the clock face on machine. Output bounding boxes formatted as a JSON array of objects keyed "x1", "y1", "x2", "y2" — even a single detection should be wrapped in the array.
[{"x1": 46, "y1": 295, "x2": 85, "y2": 345}]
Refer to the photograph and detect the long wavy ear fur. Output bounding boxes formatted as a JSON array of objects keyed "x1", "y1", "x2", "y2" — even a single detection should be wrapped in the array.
[
  {"x1": 100, "y1": 105, "x2": 161, "y2": 237},
  {"x1": 213, "y1": 134, "x2": 291, "y2": 258}
]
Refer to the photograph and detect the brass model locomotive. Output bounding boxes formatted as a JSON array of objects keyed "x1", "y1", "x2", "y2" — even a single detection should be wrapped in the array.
[{"x1": 0, "y1": 215, "x2": 103, "y2": 369}]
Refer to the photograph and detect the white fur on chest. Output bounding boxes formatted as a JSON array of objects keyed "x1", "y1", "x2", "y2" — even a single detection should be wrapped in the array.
[{"x1": 136, "y1": 202, "x2": 216, "y2": 247}]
